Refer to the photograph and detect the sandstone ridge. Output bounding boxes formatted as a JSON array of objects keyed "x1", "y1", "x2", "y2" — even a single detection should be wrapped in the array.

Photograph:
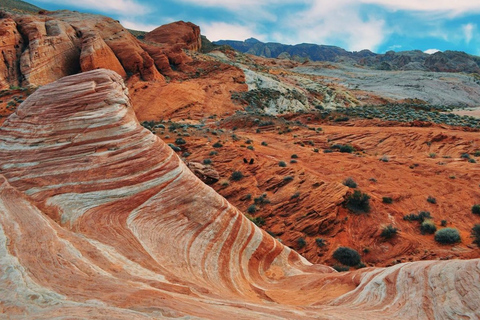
[{"x1": 0, "y1": 69, "x2": 479, "y2": 319}]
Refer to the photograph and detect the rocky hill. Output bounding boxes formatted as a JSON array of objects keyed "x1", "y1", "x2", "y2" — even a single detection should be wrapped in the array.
[
  {"x1": 1, "y1": 3, "x2": 480, "y2": 319},
  {"x1": 1, "y1": 68, "x2": 479, "y2": 319},
  {"x1": 215, "y1": 38, "x2": 480, "y2": 73}
]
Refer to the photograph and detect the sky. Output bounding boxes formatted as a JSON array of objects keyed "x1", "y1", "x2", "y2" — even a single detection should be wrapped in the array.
[{"x1": 26, "y1": 0, "x2": 480, "y2": 56}]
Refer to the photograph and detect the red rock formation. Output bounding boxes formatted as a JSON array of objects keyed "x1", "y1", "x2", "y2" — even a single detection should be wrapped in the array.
[
  {"x1": 0, "y1": 69, "x2": 479, "y2": 319},
  {"x1": 145, "y1": 21, "x2": 201, "y2": 52},
  {"x1": 0, "y1": 16, "x2": 23, "y2": 89}
]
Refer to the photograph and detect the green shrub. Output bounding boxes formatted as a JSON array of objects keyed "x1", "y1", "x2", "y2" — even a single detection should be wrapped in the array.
[
  {"x1": 175, "y1": 137, "x2": 186, "y2": 145},
  {"x1": 261, "y1": 141, "x2": 268, "y2": 146},
  {"x1": 441, "y1": 220, "x2": 447, "y2": 227},
  {"x1": 333, "y1": 247, "x2": 361, "y2": 266},
  {"x1": 209, "y1": 151, "x2": 218, "y2": 156},
  {"x1": 247, "y1": 204, "x2": 257, "y2": 214},
  {"x1": 380, "y1": 225, "x2": 398, "y2": 239},
  {"x1": 346, "y1": 190, "x2": 370, "y2": 213},
  {"x1": 472, "y1": 224, "x2": 480, "y2": 246},
  {"x1": 382, "y1": 197, "x2": 393, "y2": 204},
  {"x1": 254, "y1": 194, "x2": 270, "y2": 205},
  {"x1": 315, "y1": 238, "x2": 326, "y2": 247},
  {"x1": 203, "y1": 159, "x2": 212, "y2": 165},
  {"x1": 434, "y1": 228, "x2": 461, "y2": 244},
  {"x1": 297, "y1": 237, "x2": 306, "y2": 248},
  {"x1": 213, "y1": 142, "x2": 223, "y2": 148},
  {"x1": 339, "y1": 144, "x2": 355, "y2": 153},
  {"x1": 247, "y1": 145, "x2": 254, "y2": 150},
  {"x1": 250, "y1": 216, "x2": 265, "y2": 227},
  {"x1": 290, "y1": 159, "x2": 297, "y2": 163},
  {"x1": 427, "y1": 196, "x2": 437, "y2": 204},
  {"x1": 343, "y1": 177, "x2": 357, "y2": 188},
  {"x1": 291, "y1": 154, "x2": 298, "y2": 159},
  {"x1": 278, "y1": 161, "x2": 287, "y2": 167},
  {"x1": 230, "y1": 171, "x2": 244, "y2": 181},
  {"x1": 472, "y1": 204, "x2": 480, "y2": 215},
  {"x1": 420, "y1": 220, "x2": 437, "y2": 234},
  {"x1": 283, "y1": 176, "x2": 294, "y2": 182},
  {"x1": 168, "y1": 143, "x2": 181, "y2": 152},
  {"x1": 403, "y1": 211, "x2": 431, "y2": 222}
]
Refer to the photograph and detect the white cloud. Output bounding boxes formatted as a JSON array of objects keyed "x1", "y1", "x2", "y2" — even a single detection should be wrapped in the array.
[
  {"x1": 360, "y1": 0, "x2": 480, "y2": 16},
  {"x1": 279, "y1": 0, "x2": 388, "y2": 51},
  {"x1": 120, "y1": 20, "x2": 159, "y2": 32},
  {"x1": 424, "y1": 49, "x2": 441, "y2": 54},
  {"x1": 201, "y1": 22, "x2": 264, "y2": 41},
  {"x1": 462, "y1": 23, "x2": 475, "y2": 43},
  {"x1": 33, "y1": 0, "x2": 149, "y2": 15}
]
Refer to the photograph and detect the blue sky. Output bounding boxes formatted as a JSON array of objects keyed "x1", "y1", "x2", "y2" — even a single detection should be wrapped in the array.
[{"x1": 26, "y1": 0, "x2": 480, "y2": 55}]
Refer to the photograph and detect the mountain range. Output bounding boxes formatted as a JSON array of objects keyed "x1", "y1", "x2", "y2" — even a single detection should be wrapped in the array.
[{"x1": 215, "y1": 38, "x2": 480, "y2": 73}]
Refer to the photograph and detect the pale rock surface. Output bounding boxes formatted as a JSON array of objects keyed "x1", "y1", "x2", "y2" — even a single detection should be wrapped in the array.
[{"x1": 0, "y1": 69, "x2": 479, "y2": 319}]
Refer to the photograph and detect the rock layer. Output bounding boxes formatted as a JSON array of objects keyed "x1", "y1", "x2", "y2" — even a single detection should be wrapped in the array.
[{"x1": 0, "y1": 69, "x2": 479, "y2": 319}]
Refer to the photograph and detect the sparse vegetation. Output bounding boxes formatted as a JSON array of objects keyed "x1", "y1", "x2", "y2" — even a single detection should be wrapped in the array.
[
  {"x1": 315, "y1": 238, "x2": 326, "y2": 247},
  {"x1": 420, "y1": 220, "x2": 437, "y2": 234},
  {"x1": 403, "y1": 211, "x2": 431, "y2": 222},
  {"x1": 382, "y1": 197, "x2": 393, "y2": 204},
  {"x1": 278, "y1": 161, "x2": 287, "y2": 167},
  {"x1": 472, "y1": 204, "x2": 480, "y2": 215},
  {"x1": 247, "y1": 204, "x2": 257, "y2": 214},
  {"x1": 434, "y1": 228, "x2": 461, "y2": 244},
  {"x1": 343, "y1": 177, "x2": 357, "y2": 188},
  {"x1": 332, "y1": 247, "x2": 361, "y2": 267},
  {"x1": 230, "y1": 171, "x2": 244, "y2": 181},
  {"x1": 345, "y1": 190, "x2": 370, "y2": 213},
  {"x1": 175, "y1": 137, "x2": 186, "y2": 145},
  {"x1": 380, "y1": 225, "x2": 398, "y2": 239},
  {"x1": 472, "y1": 224, "x2": 480, "y2": 246},
  {"x1": 297, "y1": 237, "x2": 306, "y2": 248},
  {"x1": 203, "y1": 159, "x2": 212, "y2": 165},
  {"x1": 213, "y1": 142, "x2": 223, "y2": 148},
  {"x1": 427, "y1": 196, "x2": 437, "y2": 204}
]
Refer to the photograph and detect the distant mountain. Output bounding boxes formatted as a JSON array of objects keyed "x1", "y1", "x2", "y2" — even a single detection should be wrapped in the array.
[
  {"x1": 0, "y1": 0, "x2": 43, "y2": 13},
  {"x1": 214, "y1": 38, "x2": 480, "y2": 73}
]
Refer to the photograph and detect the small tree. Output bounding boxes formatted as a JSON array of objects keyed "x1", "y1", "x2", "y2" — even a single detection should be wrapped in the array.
[
  {"x1": 332, "y1": 247, "x2": 361, "y2": 266},
  {"x1": 435, "y1": 228, "x2": 461, "y2": 244},
  {"x1": 230, "y1": 171, "x2": 244, "y2": 181},
  {"x1": 380, "y1": 225, "x2": 398, "y2": 239}
]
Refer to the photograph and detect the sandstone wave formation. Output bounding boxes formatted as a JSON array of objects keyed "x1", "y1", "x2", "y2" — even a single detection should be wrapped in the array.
[{"x1": 0, "y1": 69, "x2": 479, "y2": 319}]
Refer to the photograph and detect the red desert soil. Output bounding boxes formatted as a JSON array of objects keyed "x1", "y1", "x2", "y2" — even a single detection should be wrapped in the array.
[
  {"x1": 0, "y1": 69, "x2": 478, "y2": 319},
  {"x1": 159, "y1": 114, "x2": 480, "y2": 268}
]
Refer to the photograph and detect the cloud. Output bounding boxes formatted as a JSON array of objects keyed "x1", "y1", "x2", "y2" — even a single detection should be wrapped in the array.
[
  {"x1": 201, "y1": 22, "x2": 265, "y2": 41},
  {"x1": 33, "y1": 0, "x2": 149, "y2": 15},
  {"x1": 120, "y1": 20, "x2": 159, "y2": 32},
  {"x1": 424, "y1": 49, "x2": 441, "y2": 54},
  {"x1": 462, "y1": 23, "x2": 475, "y2": 43},
  {"x1": 279, "y1": 0, "x2": 388, "y2": 51},
  {"x1": 360, "y1": 0, "x2": 480, "y2": 16}
]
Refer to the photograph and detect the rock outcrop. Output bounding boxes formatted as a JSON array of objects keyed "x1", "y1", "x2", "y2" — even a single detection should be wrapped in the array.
[
  {"x1": 145, "y1": 21, "x2": 201, "y2": 52},
  {"x1": 0, "y1": 69, "x2": 479, "y2": 319}
]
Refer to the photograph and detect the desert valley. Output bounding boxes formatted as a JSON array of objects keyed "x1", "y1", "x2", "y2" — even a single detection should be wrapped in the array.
[{"x1": 0, "y1": 1, "x2": 479, "y2": 319}]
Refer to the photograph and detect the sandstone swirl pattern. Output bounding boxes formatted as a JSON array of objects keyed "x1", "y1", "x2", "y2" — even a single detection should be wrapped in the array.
[{"x1": 0, "y1": 69, "x2": 478, "y2": 319}]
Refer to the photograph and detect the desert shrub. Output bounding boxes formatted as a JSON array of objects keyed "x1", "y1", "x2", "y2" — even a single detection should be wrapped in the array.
[
  {"x1": 230, "y1": 171, "x2": 244, "y2": 181},
  {"x1": 261, "y1": 141, "x2": 268, "y2": 146},
  {"x1": 427, "y1": 196, "x2": 437, "y2": 204},
  {"x1": 323, "y1": 149, "x2": 333, "y2": 153},
  {"x1": 297, "y1": 237, "x2": 307, "y2": 248},
  {"x1": 339, "y1": 144, "x2": 355, "y2": 153},
  {"x1": 382, "y1": 197, "x2": 393, "y2": 204},
  {"x1": 434, "y1": 228, "x2": 461, "y2": 244},
  {"x1": 213, "y1": 142, "x2": 223, "y2": 148},
  {"x1": 291, "y1": 192, "x2": 300, "y2": 199},
  {"x1": 203, "y1": 159, "x2": 212, "y2": 165},
  {"x1": 472, "y1": 204, "x2": 480, "y2": 215},
  {"x1": 168, "y1": 143, "x2": 181, "y2": 152},
  {"x1": 315, "y1": 238, "x2": 326, "y2": 247},
  {"x1": 346, "y1": 190, "x2": 370, "y2": 213},
  {"x1": 182, "y1": 152, "x2": 190, "y2": 157},
  {"x1": 290, "y1": 159, "x2": 297, "y2": 163},
  {"x1": 474, "y1": 150, "x2": 480, "y2": 157},
  {"x1": 460, "y1": 153, "x2": 470, "y2": 159},
  {"x1": 209, "y1": 151, "x2": 218, "y2": 156},
  {"x1": 333, "y1": 265, "x2": 350, "y2": 272},
  {"x1": 420, "y1": 220, "x2": 437, "y2": 234},
  {"x1": 247, "y1": 145, "x2": 254, "y2": 150},
  {"x1": 254, "y1": 194, "x2": 270, "y2": 205},
  {"x1": 291, "y1": 154, "x2": 298, "y2": 159},
  {"x1": 250, "y1": 216, "x2": 265, "y2": 227},
  {"x1": 332, "y1": 247, "x2": 361, "y2": 266},
  {"x1": 343, "y1": 177, "x2": 357, "y2": 188},
  {"x1": 380, "y1": 225, "x2": 398, "y2": 239},
  {"x1": 441, "y1": 220, "x2": 447, "y2": 227},
  {"x1": 472, "y1": 224, "x2": 480, "y2": 246},
  {"x1": 283, "y1": 176, "x2": 294, "y2": 182},
  {"x1": 247, "y1": 204, "x2": 257, "y2": 214},
  {"x1": 278, "y1": 161, "x2": 287, "y2": 167},
  {"x1": 175, "y1": 137, "x2": 186, "y2": 145},
  {"x1": 403, "y1": 211, "x2": 431, "y2": 222},
  {"x1": 469, "y1": 158, "x2": 477, "y2": 163}
]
